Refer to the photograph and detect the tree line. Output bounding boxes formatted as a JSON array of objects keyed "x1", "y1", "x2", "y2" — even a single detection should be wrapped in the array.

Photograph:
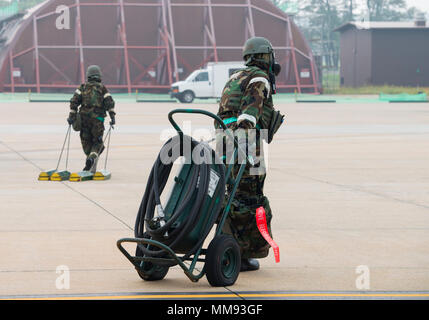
[{"x1": 271, "y1": 0, "x2": 424, "y2": 67}]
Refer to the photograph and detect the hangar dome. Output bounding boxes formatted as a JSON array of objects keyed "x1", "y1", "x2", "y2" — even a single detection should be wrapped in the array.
[{"x1": 0, "y1": 0, "x2": 319, "y2": 93}]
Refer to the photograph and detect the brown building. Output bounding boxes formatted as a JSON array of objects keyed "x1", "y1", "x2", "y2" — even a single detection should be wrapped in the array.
[{"x1": 334, "y1": 18, "x2": 429, "y2": 87}]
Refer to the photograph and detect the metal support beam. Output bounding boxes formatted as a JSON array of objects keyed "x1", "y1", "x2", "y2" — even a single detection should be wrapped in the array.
[
  {"x1": 156, "y1": 0, "x2": 170, "y2": 86},
  {"x1": 166, "y1": 0, "x2": 179, "y2": 82},
  {"x1": 309, "y1": 51, "x2": 319, "y2": 93},
  {"x1": 9, "y1": 51, "x2": 14, "y2": 93},
  {"x1": 160, "y1": 0, "x2": 173, "y2": 85},
  {"x1": 12, "y1": 47, "x2": 35, "y2": 59},
  {"x1": 286, "y1": 18, "x2": 301, "y2": 93},
  {"x1": 119, "y1": 0, "x2": 132, "y2": 93},
  {"x1": 204, "y1": 0, "x2": 218, "y2": 62},
  {"x1": 132, "y1": 52, "x2": 166, "y2": 84},
  {"x1": 39, "y1": 53, "x2": 73, "y2": 84},
  {"x1": 32, "y1": 16, "x2": 40, "y2": 93},
  {"x1": 246, "y1": 0, "x2": 255, "y2": 39},
  {"x1": 75, "y1": 0, "x2": 85, "y2": 84}
]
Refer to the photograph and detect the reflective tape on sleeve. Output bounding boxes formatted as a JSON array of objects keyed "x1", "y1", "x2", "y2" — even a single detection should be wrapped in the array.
[
  {"x1": 248, "y1": 77, "x2": 270, "y2": 96},
  {"x1": 237, "y1": 113, "x2": 257, "y2": 127},
  {"x1": 256, "y1": 206, "x2": 280, "y2": 263}
]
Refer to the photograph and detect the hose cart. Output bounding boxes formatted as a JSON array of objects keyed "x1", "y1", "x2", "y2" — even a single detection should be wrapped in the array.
[{"x1": 117, "y1": 109, "x2": 249, "y2": 287}]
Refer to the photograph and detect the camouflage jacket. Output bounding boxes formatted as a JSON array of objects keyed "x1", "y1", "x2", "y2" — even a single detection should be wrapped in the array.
[
  {"x1": 217, "y1": 65, "x2": 274, "y2": 130},
  {"x1": 69, "y1": 80, "x2": 115, "y2": 119}
]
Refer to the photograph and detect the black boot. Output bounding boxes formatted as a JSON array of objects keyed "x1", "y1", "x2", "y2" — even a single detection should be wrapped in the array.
[
  {"x1": 83, "y1": 157, "x2": 94, "y2": 171},
  {"x1": 240, "y1": 258, "x2": 260, "y2": 272}
]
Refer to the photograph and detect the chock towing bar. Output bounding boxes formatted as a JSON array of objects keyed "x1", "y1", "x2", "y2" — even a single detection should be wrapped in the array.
[
  {"x1": 38, "y1": 125, "x2": 71, "y2": 181},
  {"x1": 69, "y1": 171, "x2": 95, "y2": 182}
]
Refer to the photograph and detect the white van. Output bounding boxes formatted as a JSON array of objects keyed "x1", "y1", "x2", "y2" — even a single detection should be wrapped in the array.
[{"x1": 170, "y1": 61, "x2": 245, "y2": 103}]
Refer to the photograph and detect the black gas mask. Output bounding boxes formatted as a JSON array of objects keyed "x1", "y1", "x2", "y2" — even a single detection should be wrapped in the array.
[{"x1": 269, "y1": 52, "x2": 281, "y2": 94}]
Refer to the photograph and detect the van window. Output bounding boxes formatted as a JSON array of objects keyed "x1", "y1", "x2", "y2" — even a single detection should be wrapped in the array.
[
  {"x1": 229, "y1": 68, "x2": 243, "y2": 77},
  {"x1": 195, "y1": 72, "x2": 209, "y2": 82}
]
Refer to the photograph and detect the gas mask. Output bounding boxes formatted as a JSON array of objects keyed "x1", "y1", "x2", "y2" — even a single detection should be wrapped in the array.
[{"x1": 269, "y1": 52, "x2": 281, "y2": 94}]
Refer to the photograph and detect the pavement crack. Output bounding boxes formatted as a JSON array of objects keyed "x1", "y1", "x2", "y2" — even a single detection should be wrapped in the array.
[
  {"x1": 224, "y1": 286, "x2": 245, "y2": 300},
  {"x1": 0, "y1": 141, "x2": 44, "y2": 171},
  {"x1": 61, "y1": 182, "x2": 134, "y2": 231},
  {"x1": 0, "y1": 140, "x2": 133, "y2": 231}
]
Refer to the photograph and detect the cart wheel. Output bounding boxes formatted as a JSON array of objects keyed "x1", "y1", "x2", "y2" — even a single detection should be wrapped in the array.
[
  {"x1": 206, "y1": 234, "x2": 241, "y2": 287},
  {"x1": 135, "y1": 234, "x2": 169, "y2": 281}
]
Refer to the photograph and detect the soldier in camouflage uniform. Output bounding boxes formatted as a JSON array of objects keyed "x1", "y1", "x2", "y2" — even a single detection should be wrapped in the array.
[
  {"x1": 216, "y1": 37, "x2": 284, "y2": 272},
  {"x1": 67, "y1": 65, "x2": 116, "y2": 171}
]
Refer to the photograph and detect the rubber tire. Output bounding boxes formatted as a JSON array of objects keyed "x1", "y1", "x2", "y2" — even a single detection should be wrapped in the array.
[
  {"x1": 181, "y1": 90, "x2": 195, "y2": 103},
  {"x1": 135, "y1": 234, "x2": 169, "y2": 281},
  {"x1": 206, "y1": 234, "x2": 241, "y2": 287},
  {"x1": 176, "y1": 93, "x2": 184, "y2": 103}
]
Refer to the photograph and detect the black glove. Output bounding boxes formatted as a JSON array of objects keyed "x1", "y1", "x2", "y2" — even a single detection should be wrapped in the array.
[
  {"x1": 67, "y1": 113, "x2": 75, "y2": 125},
  {"x1": 110, "y1": 114, "x2": 116, "y2": 126}
]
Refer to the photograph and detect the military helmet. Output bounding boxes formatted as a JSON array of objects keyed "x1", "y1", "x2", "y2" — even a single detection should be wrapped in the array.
[
  {"x1": 86, "y1": 65, "x2": 102, "y2": 79},
  {"x1": 242, "y1": 37, "x2": 274, "y2": 61}
]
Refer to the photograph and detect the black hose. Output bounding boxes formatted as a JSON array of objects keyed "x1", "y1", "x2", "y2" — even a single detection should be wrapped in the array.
[{"x1": 134, "y1": 134, "x2": 225, "y2": 259}]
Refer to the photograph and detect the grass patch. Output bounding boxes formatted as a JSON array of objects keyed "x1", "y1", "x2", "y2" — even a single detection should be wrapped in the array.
[{"x1": 324, "y1": 85, "x2": 429, "y2": 95}]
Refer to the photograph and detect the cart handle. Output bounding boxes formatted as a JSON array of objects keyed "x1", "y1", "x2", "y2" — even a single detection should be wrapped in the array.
[
  {"x1": 168, "y1": 109, "x2": 228, "y2": 134},
  {"x1": 168, "y1": 108, "x2": 256, "y2": 165},
  {"x1": 168, "y1": 108, "x2": 239, "y2": 149}
]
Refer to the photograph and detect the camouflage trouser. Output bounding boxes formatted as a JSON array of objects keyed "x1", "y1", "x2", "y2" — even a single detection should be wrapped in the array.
[
  {"x1": 79, "y1": 114, "x2": 105, "y2": 157},
  {"x1": 220, "y1": 129, "x2": 274, "y2": 259}
]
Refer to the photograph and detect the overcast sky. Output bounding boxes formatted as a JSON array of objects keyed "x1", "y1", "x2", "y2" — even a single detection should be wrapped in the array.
[
  {"x1": 3, "y1": 0, "x2": 429, "y2": 14},
  {"x1": 405, "y1": 0, "x2": 429, "y2": 12},
  {"x1": 353, "y1": 0, "x2": 429, "y2": 13}
]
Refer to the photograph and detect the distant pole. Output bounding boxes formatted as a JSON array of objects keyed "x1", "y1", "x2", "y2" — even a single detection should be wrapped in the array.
[
  {"x1": 9, "y1": 51, "x2": 14, "y2": 93},
  {"x1": 119, "y1": 0, "x2": 132, "y2": 94},
  {"x1": 75, "y1": 0, "x2": 85, "y2": 84},
  {"x1": 33, "y1": 16, "x2": 40, "y2": 93}
]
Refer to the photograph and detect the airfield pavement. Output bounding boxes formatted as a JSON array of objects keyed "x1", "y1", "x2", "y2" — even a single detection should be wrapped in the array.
[{"x1": 0, "y1": 99, "x2": 429, "y2": 300}]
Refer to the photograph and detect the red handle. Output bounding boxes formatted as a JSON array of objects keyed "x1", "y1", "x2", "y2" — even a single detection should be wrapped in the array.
[{"x1": 256, "y1": 207, "x2": 280, "y2": 263}]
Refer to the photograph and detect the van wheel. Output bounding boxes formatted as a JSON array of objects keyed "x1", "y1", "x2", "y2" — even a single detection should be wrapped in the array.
[{"x1": 181, "y1": 91, "x2": 194, "y2": 103}]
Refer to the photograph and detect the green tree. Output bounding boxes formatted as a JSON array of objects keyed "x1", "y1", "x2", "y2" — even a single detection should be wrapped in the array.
[
  {"x1": 365, "y1": 0, "x2": 408, "y2": 21},
  {"x1": 299, "y1": 0, "x2": 343, "y2": 67},
  {"x1": 406, "y1": 6, "x2": 425, "y2": 20},
  {"x1": 271, "y1": 0, "x2": 423, "y2": 69},
  {"x1": 271, "y1": 0, "x2": 284, "y2": 6},
  {"x1": 343, "y1": 0, "x2": 357, "y2": 21}
]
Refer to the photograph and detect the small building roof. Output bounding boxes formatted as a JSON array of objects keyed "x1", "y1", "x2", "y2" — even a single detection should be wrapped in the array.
[{"x1": 334, "y1": 21, "x2": 429, "y2": 32}]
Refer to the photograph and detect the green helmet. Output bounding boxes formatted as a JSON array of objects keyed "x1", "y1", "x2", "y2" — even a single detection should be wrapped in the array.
[
  {"x1": 86, "y1": 65, "x2": 102, "y2": 80},
  {"x1": 242, "y1": 37, "x2": 274, "y2": 63}
]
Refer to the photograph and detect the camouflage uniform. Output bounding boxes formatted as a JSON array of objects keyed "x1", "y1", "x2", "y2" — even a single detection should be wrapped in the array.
[
  {"x1": 69, "y1": 76, "x2": 115, "y2": 161},
  {"x1": 216, "y1": 62, "x2": 275, "y2": 259}
]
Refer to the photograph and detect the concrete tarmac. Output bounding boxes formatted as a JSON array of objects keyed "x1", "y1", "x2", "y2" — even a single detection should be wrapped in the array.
[{"x1": 0, "y1": 101, "x2": 428, "y2": 299}]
